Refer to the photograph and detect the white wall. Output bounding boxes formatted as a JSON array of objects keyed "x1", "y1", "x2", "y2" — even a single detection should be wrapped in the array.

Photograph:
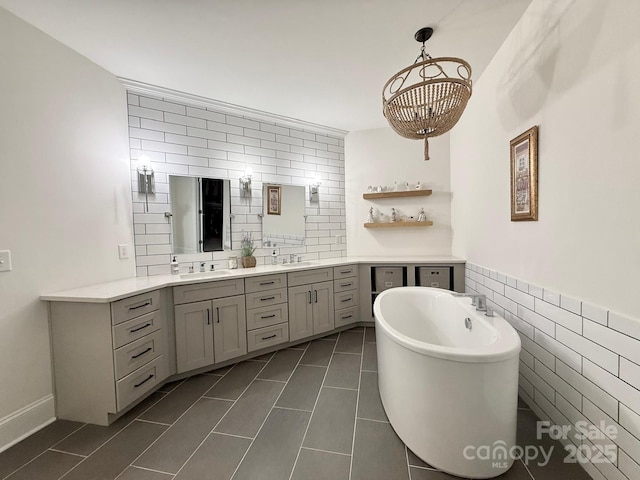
[
  {"x1": 451, "y1": 0, "x2": 639, "y2": 318},
  {"x1": 451, "y1": 1, "x2": 640, "y2": 478},
  {"x1": 345, "y1": 128, "x2": 451, "y2": 257},
  {"x1": 0, "y1": 7, "x2": 134, "y2": 449}
]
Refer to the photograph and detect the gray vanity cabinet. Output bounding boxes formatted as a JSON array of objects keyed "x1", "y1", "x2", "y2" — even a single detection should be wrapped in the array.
[
  {"x1": 288, "y1": 269, "x2": 335, "y2": 342},
  {"x1": 174, "y1": 300, "x2": 214, "y2": 373},
  {"x1": 173, "y1": 279, "x2": 247, "y2": 374},
  {"x1": 49, "y1": 289, "x2": 169, "y2": 426},
  {"x1": 334, "y1": 265, "x2": 360, "y2": 328},
  {"x1": 212, "y1": 295, "x2": 247, "y2": 362}
]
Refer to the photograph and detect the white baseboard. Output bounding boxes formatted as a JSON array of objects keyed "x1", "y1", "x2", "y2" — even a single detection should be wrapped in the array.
[{"x1": 0, "y1": 395, "x2": 56, "y2": 453}]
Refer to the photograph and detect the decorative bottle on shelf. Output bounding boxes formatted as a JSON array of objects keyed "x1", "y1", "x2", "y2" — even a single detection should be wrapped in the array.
[
  {"x1": 170, "y1": 256, "x2": 179, "y2": 275},
  {"x1": 367, "y1": 207, "x2": 375, "y2": 223},
  {"x1": 415, "y1": 181, "x2": 421, "y2": 190},
  {"x1": 391, "y1": 208, "x2": 397, "y2": 222},
  {"x1": 417, "y1": 208, "x2": 426, "y2": 222}
]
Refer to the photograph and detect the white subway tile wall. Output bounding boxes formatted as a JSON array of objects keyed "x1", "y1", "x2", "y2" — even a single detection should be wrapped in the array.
[
  {"x1": 466, "y1": 263, "x2": 640, "y2": 480},
  {"x1": 127, "y1": 93, "x2": 346, "y2": 276}
]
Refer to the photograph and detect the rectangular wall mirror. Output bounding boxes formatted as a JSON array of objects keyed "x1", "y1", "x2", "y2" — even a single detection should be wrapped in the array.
[
  {"x1": 169, "y1": 175, "x2": 231, "y2": 254},
  {"x1": 262, "y1": 184, "x2": 306, "y2": 246}
]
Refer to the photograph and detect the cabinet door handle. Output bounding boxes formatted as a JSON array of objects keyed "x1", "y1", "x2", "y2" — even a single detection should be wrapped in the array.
[
  {"x1": 261, "y1": 314, "x2": 276, "y2": 319},
  {"x1": 131, "y1": 347, "x2": 152, "y2": 359},
  {"x1": 260, "y1": 296, "x2": 275, "y2": 302},
  {"x1": 308, "y1": 291, "x2": 312, "y2": 304},
  {"x1": 130, "y1": 322, "x2": 152, "y2": 333},
  {"x1": 340, "y1": 282, "x2": 352, "y2": 288},
  {"x1": 129, "y1": 301, "x2": 151, "y2": 311},
  {"x1": 134, "y1": 374, "x2": 154, "y2": 388},
  {"x1": 216, "y1": 307, "x2": 220, "y2": 323},
  {"x1": 259, "y1": 281, "x2": 275, "y2": 285},
  {"x1": 261, "y1": 334, "x2": 277, "y2": 340},
  {"x1": 341, "y1": 296, "x2": 351, "y2": 303},
  {"x1": 314, "y1": 290, "x2": 318, "y2": 303},
  {"x1": 340, "y1": 270, "x2": 351, "y2": 274},
  {"x1": 341, "y1": 314, "x2": 353, "y2": 320},
  {"x1": 206, "y1": 308, "x2": 211, "y2": 325}
]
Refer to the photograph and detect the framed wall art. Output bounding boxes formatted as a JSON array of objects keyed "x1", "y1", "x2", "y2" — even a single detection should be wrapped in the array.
[
  {"x1": 266, "y1": 185, "x2": 281, "y2": 215},
  {"x1": 510, "y1": 126, "x2": 538, "y2": 221}
]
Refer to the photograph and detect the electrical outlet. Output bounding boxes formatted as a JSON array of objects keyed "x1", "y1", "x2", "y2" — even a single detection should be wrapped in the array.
[
  {"x1": 0, "y1": 250, "x2": 12, "y2": 272},
  {"x1": 118, "y1": 244, "x2": 129, "y2": 260}
]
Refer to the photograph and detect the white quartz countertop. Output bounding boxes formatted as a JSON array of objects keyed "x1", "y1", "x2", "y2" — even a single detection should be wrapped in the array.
[{"x1": 41, "y1": 256, "x2": 465, "y2": 303}]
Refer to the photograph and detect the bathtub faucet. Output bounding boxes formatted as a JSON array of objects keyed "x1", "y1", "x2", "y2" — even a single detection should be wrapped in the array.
[{"x1": 452, "y1": 293, "x2": 487, "y2": 312}]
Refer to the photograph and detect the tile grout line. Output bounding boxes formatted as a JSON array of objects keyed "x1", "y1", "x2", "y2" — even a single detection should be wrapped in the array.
[
  {"x1": 125, "y1": 464, "x2": 175, "y2": 477},
  {"x1": 347, "y1": 327, "x2": 367, "y2": 480},
  {"x1": 158, "y1": 356, "x2": 280, "y2": 480},
  {"x1": 355, "y1": 416, "x2": 389, "y2": 424},
  {"x1": 323, "y1": 385, "x2": 358, "y2": 392},
  {"x1": 0, "y1": 420, "x2": 88, "y2": 480},
  {"x1": 53, "y1": 419, "x2": 143, "y2": 480},
  {"x1": 301, "y1": 446, "x2": 351, "y2": 457},
  {"x1": 273, "y1": 406, "x2": 313, "y2": 414},
  {"x1": 224, "y1": 340, "x2": 315, "y2": 480},
  {"x1": 287, "y1": 334, "x2": 342, "y2": 480},
  {"x1": 297, "y1": 363, "x2": 331, "y2": 368},
  {"x1": 519, "y1": 458, "x2": 536, "y2": 480},
  {"x1": 47, "y1": 448, "x2": 87, "y2": 459},
  {"x1": 52, "y1": 380, "x2": 180, "y2": 480},
  {"x1": 209, "y1": 431, "x2": 253, "y2": 441},
  {"x1": 405, "y1": 445, "x2": 413, "y2": 480},
  {"x1": 135, "y1": 418, "x2": 171, "y2": 426},
  {"x1": 112, "y1": 371, "x2": 238, "y2": 480}
]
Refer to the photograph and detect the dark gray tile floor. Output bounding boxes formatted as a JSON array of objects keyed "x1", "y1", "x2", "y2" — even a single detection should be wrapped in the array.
[{"x1": 0, "y1": 326, "x2": 592, "y2": 480}]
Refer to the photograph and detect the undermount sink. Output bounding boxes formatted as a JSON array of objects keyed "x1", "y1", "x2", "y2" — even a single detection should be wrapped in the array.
[
  {"x1": 180, "y1": 270, "x2": 232, "y2": 279},
  {"x1": 277, "y1": 261, "x2": 316, "y2": 268}
]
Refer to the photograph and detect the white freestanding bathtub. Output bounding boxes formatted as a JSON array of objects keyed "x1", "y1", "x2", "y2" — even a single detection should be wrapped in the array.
[{"x1": 373, "y1": 287, "x2": 521, "y2": 479}]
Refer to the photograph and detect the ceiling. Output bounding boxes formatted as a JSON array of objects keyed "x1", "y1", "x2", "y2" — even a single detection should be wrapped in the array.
[{"x1": 0, "y1": 0, "x2": 531, "y2": 132}]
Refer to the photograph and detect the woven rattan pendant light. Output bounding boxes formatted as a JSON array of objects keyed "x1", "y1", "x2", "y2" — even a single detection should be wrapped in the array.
[{"x1": 383, "y1": 27, "x2": 472, "y2": 160}]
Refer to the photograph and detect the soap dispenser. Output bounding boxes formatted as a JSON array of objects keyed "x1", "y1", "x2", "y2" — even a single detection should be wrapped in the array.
[{"x1": 170, "y1": 256, "x2": 179, "y2": 275}]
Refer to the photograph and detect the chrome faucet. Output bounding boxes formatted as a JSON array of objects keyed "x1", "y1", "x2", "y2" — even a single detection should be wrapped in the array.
[
  {"x1": 200, "y1": 262, "x2": 206, "y2": 273},
  {"x1": 290, "y1": 254, "x2": 297, "y2": 264},
  {"x1": 452, "y1": 293, "x2": 488, "y2": 312}
]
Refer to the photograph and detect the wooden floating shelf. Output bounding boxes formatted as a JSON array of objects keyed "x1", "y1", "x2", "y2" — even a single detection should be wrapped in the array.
[
  {"x1": 363, "y1": 189, "x2": 432, "y2": 200},
  {"x1": 364, "y1": 221, "x2": 433, "y2": 229}
]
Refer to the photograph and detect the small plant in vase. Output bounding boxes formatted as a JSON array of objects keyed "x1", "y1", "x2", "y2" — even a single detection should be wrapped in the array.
[{"x1": 240, "y1": 231, "x2": 257, "y2": 268}]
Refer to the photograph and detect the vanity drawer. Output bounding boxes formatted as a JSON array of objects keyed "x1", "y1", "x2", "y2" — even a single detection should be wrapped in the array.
[
  {"x1": 245, "y1": 274, "x2": 287, "y2": 293},
  {"x1": 333, "y1": 276, "x2": 359, "y2": 293},
  {"x1": 288, "y1": 268, "x2": 333, "y2": 287},
  {"x1": 116, "y1": 355, "x2": 165, "y2": 410},
  {"x1": 111, "y1": 290, "x2": 160, "y2": 326},
  {"x1": 114, "y1": 329, "x2": 164, "y2": 380},
  {"x1": 112, "y1": 310, "x2": 163, "y2": 349},
  {"x1": 173, "y1": 278, "x2": 244, "y2": 305},
  {"x1": 245, "y1": 288, "x2": 287, "y2": 309},
  {"x1": 334, "y1": 264, "x2": 357, "y2": 280},
  {"x1": 246, "y1": 304, "x2": 288, "y2": 331},
  {"x1": 247, "y1": 323, "x2": 289, "y2": 352},
  {"x1": 334, "y1": 290, "x2": 358, "y2": 310},
  {"x1": 335, "y1": 306, "x2": 359, "y2": 328}
]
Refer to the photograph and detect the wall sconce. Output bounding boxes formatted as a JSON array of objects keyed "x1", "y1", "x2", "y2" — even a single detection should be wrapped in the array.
[
  {"x1": 137, "y1": 155, "x2": 155, "y2": 212},
  {"x1": 309, "y1": 175, "x2": 321, "y2": 203},
  {"x1": 239, "y1": 167, "x2": 253, "y2": 198}
]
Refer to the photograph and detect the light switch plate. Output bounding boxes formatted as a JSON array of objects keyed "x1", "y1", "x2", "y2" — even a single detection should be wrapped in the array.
[
  {"x1": 118, "y1": 244, "x2": 129, "y2": 260},
  {"x1": 0, "y1": 250, "x2": 12, "y2": 272}
]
